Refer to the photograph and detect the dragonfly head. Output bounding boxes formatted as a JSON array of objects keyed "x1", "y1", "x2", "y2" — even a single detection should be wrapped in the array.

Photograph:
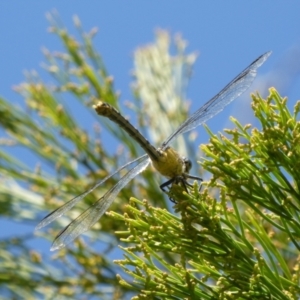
[{"x1": 183, "y1": 157, "x2": 192, "y2": 174}]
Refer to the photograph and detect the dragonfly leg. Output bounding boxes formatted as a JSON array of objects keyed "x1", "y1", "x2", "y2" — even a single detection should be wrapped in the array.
[
  {"x1": 160, "y1": 176, "x2": 189, "y2": 192},
  {"x1": 160, "y1": 175, "x2": 203, "y2": 202},
  {"x1": 160, "y1": 177, "x2": 176, "y2": 192},
  {"x1": 185, "y1": 174, "x2": 203, "y2": 191}
]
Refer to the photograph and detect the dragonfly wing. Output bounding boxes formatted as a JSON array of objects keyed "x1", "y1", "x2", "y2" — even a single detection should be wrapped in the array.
[
  {"x1": 50, "y1": 156, "x2": 151, "y2": 250},
  {"x1": 36, "y1": 154, "x2": 148, "y2": 230},
  {"x1": 163, "y1": 51, "x2": 271, "y2": 147}
]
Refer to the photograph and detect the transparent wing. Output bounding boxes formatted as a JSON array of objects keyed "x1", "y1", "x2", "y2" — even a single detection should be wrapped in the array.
[
  {"x1": 50, "y1": 155, "x2": 150, "y2": 250},
  {"x1": 162, "y1": 51, "x2": 271, "y2": 148},
  {"x1": 36, "y1": 154, "x2": 148, "y2": 230}
]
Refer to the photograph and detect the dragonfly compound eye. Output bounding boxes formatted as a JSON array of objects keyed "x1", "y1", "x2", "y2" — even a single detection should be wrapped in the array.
[{"x1": 184, "y1": 158, "x2": 192, "y2": 173}]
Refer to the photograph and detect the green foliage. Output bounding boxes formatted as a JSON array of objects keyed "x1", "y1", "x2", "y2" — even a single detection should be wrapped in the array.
[
  {"x1": 113, "y1": 89, "x2": 300, "y2": 299},
  {"x1": 0, "y1": 14, "x2": 197, "y2": 299},
  {"x1": 0, "y1": 12, "x2": 298, "y2": 300}
]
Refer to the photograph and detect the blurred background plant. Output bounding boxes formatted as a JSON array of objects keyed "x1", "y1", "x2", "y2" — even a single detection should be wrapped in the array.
[
  {"x1": 0, "y1": 14, "x2": 198, "y2": 299},
  {"x1": 0, "y1": 13, "x2": 299, "y2": 300}
]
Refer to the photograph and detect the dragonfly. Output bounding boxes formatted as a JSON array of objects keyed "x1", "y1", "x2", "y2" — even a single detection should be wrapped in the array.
[{"x1": 36, "y1": 51, "x2": 271, "y2": 251}]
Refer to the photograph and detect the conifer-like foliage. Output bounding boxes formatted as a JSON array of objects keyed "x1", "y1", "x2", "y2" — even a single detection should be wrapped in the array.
[
  {"x1": 0, "y1": 14, "x2": 299, "y2": 300},
  {"x1": 114, "y1": 89, "x2": 300, "y2": 299}
]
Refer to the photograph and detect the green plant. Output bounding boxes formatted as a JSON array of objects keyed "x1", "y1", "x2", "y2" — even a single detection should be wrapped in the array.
[
  {"x1": 0, "y1": 14, "x2": 196, "y2": 299},
  {"x1": 113, "y1": 89, "x2": 300, "y2": 299},
  {"x1": 0, "y1": 13, "x2": 298, "y2": 300}
]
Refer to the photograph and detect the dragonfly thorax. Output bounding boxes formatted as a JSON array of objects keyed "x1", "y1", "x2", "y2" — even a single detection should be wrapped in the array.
[{"x1": 151, "y1": 146, "x2": 190, "y2": 179}]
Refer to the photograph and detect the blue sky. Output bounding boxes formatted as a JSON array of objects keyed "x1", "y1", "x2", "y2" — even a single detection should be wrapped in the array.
[
  {"x1": 1, "y1": 2, "x2": 300, "y2": 253},
  {"x1": 1, "y1": 2, "x2": 300, "y2": 129}
]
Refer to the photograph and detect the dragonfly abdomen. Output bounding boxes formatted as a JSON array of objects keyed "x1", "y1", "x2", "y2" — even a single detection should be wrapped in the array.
[{"x1": 94, "y1": 101, "x2": 161, "y2": 161}]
